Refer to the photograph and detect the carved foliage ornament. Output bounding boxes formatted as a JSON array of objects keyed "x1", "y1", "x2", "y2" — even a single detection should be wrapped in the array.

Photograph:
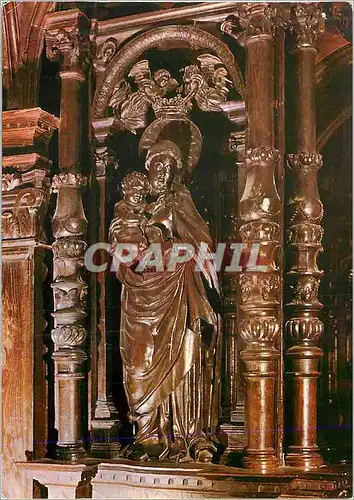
[
  {"x1": 108, "y1": 55, "x2": 233, "y2": 134},
  {"x1": 51, "y1": 325, "x2": 87, "y2": 349},
  {"x1": 51, "y1": 173, "x2": 88, "y2": 192},
  {"x1": 289, "y1": 4, "x2": 326, "y2": 49},
  {"x1": 221, "y1": 4, "x2": 288, "y2": 44},
  {"x1": 287, "y1": 152, "x2": 323, "y2": 170},
  {"x1": 46, "y1": 25, "x2": 91, "y2": 72},
  {"x1": 2, "y1": 188, "x2": 48, "y2": 240},
  {"x1": 94, "y1": 38, "x2": 117, "y2": 70},
  {"x1": 288, "y1": 223, "x2": 323, "y2": 245}
]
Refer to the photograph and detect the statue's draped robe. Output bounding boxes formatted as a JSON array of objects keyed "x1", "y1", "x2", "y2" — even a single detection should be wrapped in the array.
[{"x1": 116, "y1": 184, "x2": 221, "y2": 457}]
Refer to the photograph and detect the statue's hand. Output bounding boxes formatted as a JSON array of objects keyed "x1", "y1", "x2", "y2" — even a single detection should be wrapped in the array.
[{"x1": 145, "y1": 225, "x2": 164, "y2": 244}]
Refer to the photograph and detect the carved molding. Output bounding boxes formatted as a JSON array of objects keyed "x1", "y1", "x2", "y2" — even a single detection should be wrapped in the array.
[
  {"x1": 286, "y1": 317, "x2": 324, "y2": 344},
  {"x1": 2, "y1": 108, "x2": 59, "y2": 152},
  {"x1": 243, "y1": 147, "x2": 280, "y2": 166},
  {"x1": 287, "y1": 152, "x2": 323, "y2": 170},
  {"x1": 51, "y1": 325, "x2": 87, "y2": 350},
  {"x1": 51, "y1": 173, "x2": 88, "y2": 191},
  {"x1": 240, "y1": 317, "x2": 280, "y2": 345},
  {"x1": 3, "y1": 153, "x2": 52, "y2": 173}
]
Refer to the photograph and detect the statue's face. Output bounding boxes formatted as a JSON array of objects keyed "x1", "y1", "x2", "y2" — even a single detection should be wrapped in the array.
[
  {"x1": 148, "y1": 154, "x2": 175, "y2": 194},
  {"x1": 125, "y1": 184, "x2": 145, "y2": 206}
]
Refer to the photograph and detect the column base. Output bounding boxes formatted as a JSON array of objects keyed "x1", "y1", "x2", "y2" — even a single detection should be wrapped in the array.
[
  {"x1": 91, "y1": 419, "x2": 121, "y2": 459},
  {"x1": 56, "y1": 442, "x2": 87, "y2": 462},
  {"x1": 285, "y1": 446, "x2": 323, "y2": 470},
  {"x1": 243, "y1": 448, "x2": 280, "y2": 472},
  {"x1": 218, "y1": 422, "x2": 246, "y2": 466}
]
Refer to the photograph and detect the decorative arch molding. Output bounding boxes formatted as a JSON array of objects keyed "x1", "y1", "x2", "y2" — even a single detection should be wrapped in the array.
[
  {"x1": 315, "y1": 44, "x2": 352, "y2": 152},
  {"x1": 92, "y1": 24, "x2": 245, "y2": 119},
  {"x1": 317, "y1": 106, "x2": 351, "y2": 152}
]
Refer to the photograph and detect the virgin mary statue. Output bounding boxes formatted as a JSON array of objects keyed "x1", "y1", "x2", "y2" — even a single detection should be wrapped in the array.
[{"x1": 109, "y1": 136, "x2": 222, "y2": 463}]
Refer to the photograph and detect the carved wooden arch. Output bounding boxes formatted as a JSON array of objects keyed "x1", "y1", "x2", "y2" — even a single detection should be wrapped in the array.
[
  {"x1": 92, "y1": 24, "x2": 245, "y2": 119},
  {"x1": 2, "y1": 1, "x2": 56, "y2": 109}
]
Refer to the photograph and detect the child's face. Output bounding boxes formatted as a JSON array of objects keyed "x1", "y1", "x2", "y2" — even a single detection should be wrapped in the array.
[{"x1": 125, "y1": 184, "x2": 146, "y2": 206}]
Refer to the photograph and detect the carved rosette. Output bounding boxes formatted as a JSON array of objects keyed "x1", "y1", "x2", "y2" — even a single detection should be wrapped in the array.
[{"x1": 289, "y1": 4, "x2": 326, "y2": 50}]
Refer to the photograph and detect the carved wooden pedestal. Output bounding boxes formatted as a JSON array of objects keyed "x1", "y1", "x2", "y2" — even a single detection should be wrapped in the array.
[
  {"x1": 2, "y1": 108, "x2": 59, "y2": 498},
  {"x1": 18, "y1": 460, "x2": 352, "y2": 499}
]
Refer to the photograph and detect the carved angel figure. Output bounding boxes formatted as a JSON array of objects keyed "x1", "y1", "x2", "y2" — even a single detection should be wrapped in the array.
[
  {"x1": 109, "y1": 60, "x2": 178, "y2": 133},
  {"x1": 182, "y1": 54, "x2": 232, "y2": 112},
  {"x1": 109, "y1": 55, "x2": 233, "y2": 130}
]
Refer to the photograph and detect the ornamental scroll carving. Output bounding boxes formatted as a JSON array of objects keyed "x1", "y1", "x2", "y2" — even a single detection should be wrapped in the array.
[
  {"x1": 2, "y1": 170, "x2": 50, "y2": 241},
  {"x1": 108, "y1": 56, "x2": 233, "y2": 134}
]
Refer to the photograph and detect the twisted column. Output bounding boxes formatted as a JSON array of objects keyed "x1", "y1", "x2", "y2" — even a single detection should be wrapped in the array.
[
  {"x1": 285, "y1": 4, "x2": 325, "y2": 469},
  {"x1": 222, "y1": 4, "x2": 284, "y2": 471},
  {"x1": 45, "y1": 9, "x2": 91, "y2": 461}
]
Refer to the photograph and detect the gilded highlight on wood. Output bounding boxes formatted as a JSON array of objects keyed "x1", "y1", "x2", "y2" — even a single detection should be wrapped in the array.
[{"x1": 1, "y1": 1, "x2": 352, "y2": 499}]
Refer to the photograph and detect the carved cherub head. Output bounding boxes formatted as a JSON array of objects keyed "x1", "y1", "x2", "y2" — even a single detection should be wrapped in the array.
[
  {"x1": 121, "y1": 171, "x2": 149, "y2": 207},
  {"x1": 153, "y1": 69, "x2": 173, "y2": 88}
]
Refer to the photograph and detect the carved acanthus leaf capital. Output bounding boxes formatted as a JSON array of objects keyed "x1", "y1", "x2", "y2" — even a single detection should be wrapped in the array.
[
  {"x1": 287, "y1": 152, "x2": 323, "y2": 170},
  {"x1": 221, "y1": 4, "x2": 288, "y2": 44},
  {"x1": 51, "y1": 173, "x2": 88, "y2": 192},
  {"x1": 45, "y1": 11, "x2": 92, "y2": 72},
  {"x1": 289, "y1": 3, "x2": 326, "y2": 49}
]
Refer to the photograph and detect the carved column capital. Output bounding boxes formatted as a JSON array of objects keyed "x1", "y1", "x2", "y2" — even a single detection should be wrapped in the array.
[
  {"x1": 44, "y1": 9, "x2": 92, "y2": 74},
  {"x1": 288, "y1": 3, "x2": 326, "y2": 50},
  {"x1": 221, "y1": 4, "x2": 287, "y2": 44}
]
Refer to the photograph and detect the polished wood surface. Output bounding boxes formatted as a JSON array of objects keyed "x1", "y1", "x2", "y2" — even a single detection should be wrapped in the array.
[{"x1": 1, "y1": 1, "x2": 352, "y2": 498}]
